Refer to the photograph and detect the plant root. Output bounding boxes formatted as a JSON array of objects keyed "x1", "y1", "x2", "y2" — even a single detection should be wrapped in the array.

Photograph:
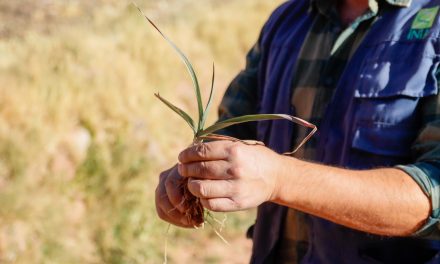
[{"x1": 178, "y1": 177, "x2": 205, "y2": 226}]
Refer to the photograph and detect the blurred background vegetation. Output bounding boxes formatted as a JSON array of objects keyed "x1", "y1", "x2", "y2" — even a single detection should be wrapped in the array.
[{"x1": 0, "y1": 0, "x2": 283, "y2": 263}]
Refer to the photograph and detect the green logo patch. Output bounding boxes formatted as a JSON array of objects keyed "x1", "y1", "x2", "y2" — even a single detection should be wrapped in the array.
[
  {"x1": 412, "y1": 7, "x2": 439, "y2": 29},
  {"x1": 407, "y1": 6, "x2": 439, "y2": 40}
]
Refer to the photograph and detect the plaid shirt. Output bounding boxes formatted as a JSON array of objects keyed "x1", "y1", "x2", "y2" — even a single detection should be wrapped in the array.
[{"x1": 218, "y1": 0, "x2": 440, "y2": 262}]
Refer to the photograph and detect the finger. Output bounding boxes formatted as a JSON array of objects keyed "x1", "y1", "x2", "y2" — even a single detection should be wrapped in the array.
[
  {"x1": 159, "y1": 166, "x2": 174, "y2": 181},
  {"x1": 156, "y1": 204, "x2": 193, "y2": 228},
  {"x1": 156, "y1": 182, "x2": 185, "y2": 227},
  {"x1": 200, "y1": 198, "x2": 241, "y2": 212},
  {"x1": 178, "y1": 160, "x2": 231, "y2": 180},
  {"x1": 165, "y1": 168, "x2": 186, "y2": 213},
  {"x1": 156, "y1": 169, "x2": 192, "y2": 227},
  {"x1": 187, "y1": 179, "x2": 236, "y2": 199},
  {"x1": 178, "y1": 141, "x2": 233, "y2": 163},
  {"x1": 157, "y1": 187, "x2": 193, "y2": 227}
]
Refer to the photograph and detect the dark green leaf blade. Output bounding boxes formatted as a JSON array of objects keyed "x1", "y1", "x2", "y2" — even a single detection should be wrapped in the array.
[
  {"x1": 198, "y1": 114, "x2": 317, "y2": 154},
  {"x1": 134, "y1": 3, "x2": 204, "y2": 131},
  {"x1": 155, "y1": 93, "x2": 196, "y2": 135},
  {"x1": 200, "y1": 63, "x2": 215, "y2": 130}
]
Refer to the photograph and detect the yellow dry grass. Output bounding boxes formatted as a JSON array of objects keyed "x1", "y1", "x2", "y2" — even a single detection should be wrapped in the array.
[{"x1": 0, "y1": 1, "x2": 283, "y2": 263}]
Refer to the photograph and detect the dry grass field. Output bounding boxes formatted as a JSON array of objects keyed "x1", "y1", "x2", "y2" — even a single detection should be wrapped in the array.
[{"x1": 0, "y1": 0, "x2": 283, "y2": 263}]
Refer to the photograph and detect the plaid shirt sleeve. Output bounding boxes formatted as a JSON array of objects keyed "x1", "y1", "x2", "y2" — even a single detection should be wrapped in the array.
[
  {"x1": 397, "y1": 77, "x2": 440, "y2": 237},
  {"x1": 216, "y1": 42, "x2": 261, "y2": 140}
]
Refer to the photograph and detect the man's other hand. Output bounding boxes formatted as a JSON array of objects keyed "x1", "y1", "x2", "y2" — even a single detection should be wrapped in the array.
[{"x1": 155, "y1": 165, "x2": 203, "y2": 228}]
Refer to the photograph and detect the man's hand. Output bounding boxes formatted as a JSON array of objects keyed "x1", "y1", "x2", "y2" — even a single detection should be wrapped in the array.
[
  {"x1": 155, "y1": 165, "x2": 203, "y2": 228},
  {"x1": 177, "y1": 140, "x2": 282, "y2": 212}
]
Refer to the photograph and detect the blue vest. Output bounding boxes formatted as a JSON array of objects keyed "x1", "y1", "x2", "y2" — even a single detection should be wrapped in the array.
[{"x1": 252, "y1": 1, "x2": 440, "y2": 263}]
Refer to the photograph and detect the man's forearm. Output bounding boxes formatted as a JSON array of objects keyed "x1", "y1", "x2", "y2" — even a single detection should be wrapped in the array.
[
  {"x1": 177, "y1": 141, "x2": 432, "y2": 235},
  {"x1": 272, "y1": 156, "x2": 431, "y2": 236}
]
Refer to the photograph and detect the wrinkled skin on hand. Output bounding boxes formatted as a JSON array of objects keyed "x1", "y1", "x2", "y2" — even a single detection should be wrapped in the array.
[{"x1": 177, "y1": 140, "x2": 281, "y2": 212}]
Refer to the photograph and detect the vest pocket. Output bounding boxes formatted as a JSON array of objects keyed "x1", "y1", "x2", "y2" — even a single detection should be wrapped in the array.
[
  {"x1": 350, "y1": 53, "x2": 438, "y2": 166},
  {"x1": 351, "y1": 93, "x2": 426, "y2": 161},
  {"x1": 356, "y1": 56, "x2": 438, "y2": 99},
  {"x1": 353, "y1": 51, "x2": 438, "y2": 127}
]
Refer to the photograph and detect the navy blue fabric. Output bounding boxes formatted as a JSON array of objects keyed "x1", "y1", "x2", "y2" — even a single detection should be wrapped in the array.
[
  {"x1": 250, "y1": 2, "x2": 315, "y2": 262},
  {"x1": 251, "y1": 0, "x2": 440, "y2": 263}
]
